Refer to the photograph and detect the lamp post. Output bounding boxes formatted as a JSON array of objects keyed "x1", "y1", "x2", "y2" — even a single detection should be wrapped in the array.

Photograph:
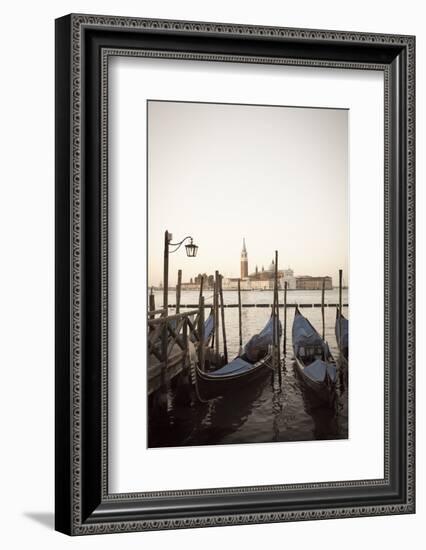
[
  {"x1": 163, "y1": 230, "x2": 198, "y2": 314},
  {"x1": 157, "y1": 230, "x2": 198, "y2": 415}
]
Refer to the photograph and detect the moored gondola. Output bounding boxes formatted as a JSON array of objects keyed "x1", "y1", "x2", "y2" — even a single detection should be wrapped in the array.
[
  {"x1": 196, "y1": 314, "x2": 281, "y2": 397},
  {"x1": 292, "y1": 307, "x2": 337, "y2": 406}
]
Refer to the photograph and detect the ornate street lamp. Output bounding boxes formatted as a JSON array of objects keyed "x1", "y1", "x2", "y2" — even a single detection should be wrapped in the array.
[
  {"x1": 163, "y1": 230, "x2": 198, "y2": 315},
  {"x1": 184, "y1": 238, "x2": 198, "y2": 258}
]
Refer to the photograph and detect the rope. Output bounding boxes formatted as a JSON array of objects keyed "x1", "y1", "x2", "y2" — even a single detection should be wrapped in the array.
[
  {"x1": 189, "y1": 354, "x2": 211, "y2": 404},
  {"x1": 187, "y1": 341, "x2": 211, "y2": 404}
]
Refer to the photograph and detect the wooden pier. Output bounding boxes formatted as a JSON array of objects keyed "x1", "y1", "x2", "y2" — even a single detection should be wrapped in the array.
[{"x1": 148, "y1": 308, "x2": 197, "y2": 396}]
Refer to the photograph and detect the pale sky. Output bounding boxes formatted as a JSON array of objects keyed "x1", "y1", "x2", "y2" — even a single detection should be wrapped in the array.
[{"x1": 148, "y1": 100, "x2": 348, "y2": 287}]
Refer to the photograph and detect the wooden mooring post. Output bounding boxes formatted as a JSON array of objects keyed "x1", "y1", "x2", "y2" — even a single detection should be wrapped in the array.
[
  {"x1": 338, "y1": 269, "x2": 343, "y2": 354},
  {"x1": 238, "y1": 278, "x2": 242, "y2": 354},
  {"x1": 163, "y1": 230, "x2": 169, "y2": 314},
  {"x1": 283, "y1": 281, "x2": 288, "y2": 357},
  {"x1": 157, "y1": 230, "x2": 170, "y2": 414},
  {"x1": 176, "y1": 269, "x2": 182, "y2": 314},
  {"x1": 149, "y1": 287, "x2": 155, "y2": 320},
  {"x1": 198, "y1": 296, "x2": 205, "y2": 372},
  {"x1": 210, "y1": 279, "x2": 215, "y2": 349},
  {"x1": 321, "y1": 277, "x2": 325, "y2": 340},
  {"x1": 219, "y1": 274, "x2": 228, "y2": 363},
  {"x1": 274, "y1": 250, "x2": 280, "y2": 367},
  {"x1": 214, "y1": 271, "x2": 220, "y2": 359},
  {"x1": 272, "y1": 250, "x2": 280, "y2": 369},
  {"x1": 272, "y1": 279, "x2": 276, "y2": 368},
  {"x1": 182, "y1": 316, "x2": 188, "y2": 374},
  {"x1": 199, "y1": 275, "x2": 204, "y2": 303}
]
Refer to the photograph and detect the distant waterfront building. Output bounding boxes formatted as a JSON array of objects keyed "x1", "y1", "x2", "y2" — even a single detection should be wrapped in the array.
[
  {"x1": 180, "y1": 281, "x2": 199, "y2": 290},
  {"x1": 249, "y1": 279, "x2": 274, "y2": 290},
  {"x1": 181, "y1": 273, "x2": 214, "y2": 290},
  {"x1": 179, "y1": 240, "x2": 331, "y2": 291},
  {"x1": 281, "y1": 268, "x2": 297, "y2": 290},
  {"x1": 225, "y1": 240, "x2": 297, "y2": 290},
  {"x1": 222, "y1": 276, "x2": 243, "y2": 290},
  {"x1": 248, "y1": 257, "x2": 279, "y2": 284},
  {"x1": 240, "y1": 238, "x2": 248, "y2": 279},
  {"x1": 296, "y1": 276, "x2": 333, "y2": 290}
]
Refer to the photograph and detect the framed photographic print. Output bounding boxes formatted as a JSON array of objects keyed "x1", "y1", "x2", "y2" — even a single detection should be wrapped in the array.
[{"x1": 55, "y1": 14, "x2": 415, "y2": 535}]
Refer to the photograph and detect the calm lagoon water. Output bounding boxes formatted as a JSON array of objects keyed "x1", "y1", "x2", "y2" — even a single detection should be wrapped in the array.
[{"x1": 148, "y1": 288, "x2": 348, "y2": 447}]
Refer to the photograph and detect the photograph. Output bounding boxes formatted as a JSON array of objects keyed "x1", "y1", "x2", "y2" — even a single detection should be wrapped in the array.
[{"x1": 147, "y1": 100, "x2": 349, "y2": 448}]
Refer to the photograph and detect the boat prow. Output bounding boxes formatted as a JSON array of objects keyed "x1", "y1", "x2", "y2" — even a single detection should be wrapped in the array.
[{"x1": 292, "y1": 307, "x2": 337, "y2": 406}]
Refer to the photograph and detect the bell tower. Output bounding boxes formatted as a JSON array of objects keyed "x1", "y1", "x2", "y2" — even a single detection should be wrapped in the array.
[{"x1": 240, "y1": 238, "x2": 248, "y2": 279}]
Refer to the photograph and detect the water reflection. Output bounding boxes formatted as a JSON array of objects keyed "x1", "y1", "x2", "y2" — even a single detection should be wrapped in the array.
[
  {"x1": 295, "y1": 365, "x2": 338, "y2": 439},
  {"x1": 149, "y1": 373, "x2": 269, "y2": 447}
]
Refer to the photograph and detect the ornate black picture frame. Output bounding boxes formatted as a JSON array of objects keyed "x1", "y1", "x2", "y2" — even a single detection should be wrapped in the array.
[{"x1": 55, "y1": 14, "x2": 415, "y2": 535}]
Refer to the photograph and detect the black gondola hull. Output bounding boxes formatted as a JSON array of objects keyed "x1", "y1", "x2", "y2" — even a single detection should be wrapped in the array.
[
  {"x1": 196, "y1": 355, "x2": 273, "y2": 399},
  {"x1": 294, "y1": 356, "x2": 336, "y2": 407}
]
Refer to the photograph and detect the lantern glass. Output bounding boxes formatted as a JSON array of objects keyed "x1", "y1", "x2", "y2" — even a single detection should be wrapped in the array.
[{"x1": 185, "y1": 243, "x2": 198, "y2": 257}]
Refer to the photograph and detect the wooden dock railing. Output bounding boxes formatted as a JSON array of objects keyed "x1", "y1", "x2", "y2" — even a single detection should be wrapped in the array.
[{"x1": 148, "y1": 308, "x2": 205, "y2": 397}]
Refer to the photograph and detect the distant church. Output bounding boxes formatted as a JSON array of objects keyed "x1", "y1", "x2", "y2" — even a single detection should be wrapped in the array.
[
  {"x1": 221, "y1": 239, "x2": 331, "y2": 290},
  {"x1": 240, "y1": 238, "x2": 248, "y2": 279},
  {"x1": 237, "y1": 239, "x2": 296, "y2": 290}
]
